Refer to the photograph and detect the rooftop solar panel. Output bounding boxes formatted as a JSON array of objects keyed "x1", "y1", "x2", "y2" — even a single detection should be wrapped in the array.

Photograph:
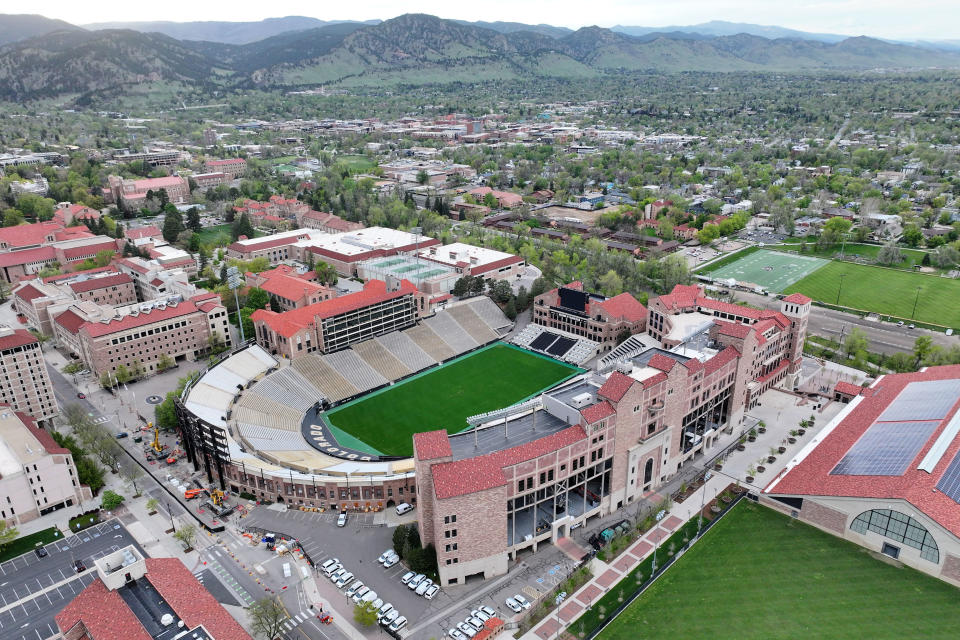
[
  {"x1": 878, "y1": 379, "x2": 960, "y2": 422},
  {"x1": 936, "y1": 451, "x2": 960, "y2": 504},
  {"x1": 831, "y1": 420, "x2": 940, "y2": 476}
]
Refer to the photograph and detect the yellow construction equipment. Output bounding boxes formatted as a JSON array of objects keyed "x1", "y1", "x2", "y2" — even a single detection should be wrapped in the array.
[
  {"x1": 150, "y1": 422, "x2": 163, "y2": 455},
  {"x1": 211, "y1": 489, "x2": 225, "y2": 506}
]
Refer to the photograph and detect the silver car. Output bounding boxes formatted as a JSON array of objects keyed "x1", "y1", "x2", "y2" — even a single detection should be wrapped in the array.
[{"x1": 407, "y1": 574, "x2": 426, "y2": 590}]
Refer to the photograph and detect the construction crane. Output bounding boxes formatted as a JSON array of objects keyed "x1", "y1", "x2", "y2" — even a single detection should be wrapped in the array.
[
  {"x1": 210, "y1": 489, "x2": 225, "y2": 507},
  {"x1": 150, "y1": 423, "x2": 163, "y2": 455}
]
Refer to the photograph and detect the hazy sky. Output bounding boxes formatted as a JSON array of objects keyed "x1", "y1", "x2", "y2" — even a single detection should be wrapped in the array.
[{"x1": 41, "y1": 0, "x2": 956, "y2": 41}]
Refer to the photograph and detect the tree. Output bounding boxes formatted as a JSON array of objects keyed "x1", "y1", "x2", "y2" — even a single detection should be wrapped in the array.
[
  {"x1": 0, "y1": 520, "x2": 18, "y2": 551},
  {"x1": 452, "y1": 276, "x2": 470, "y2": 298},
  {"x1": 162, "y1": 210, "x2": 185, "y2": 243},
  {"x1": 239, "y1": 307, "x2": 255, "y2": 341},
  {"x1": 516, "y1": 285, "x2": 529, "y2": 311},
  {"x1": 823, "y1": 217, "x2": 853, "y2": 236},
  {"x1": 902, "y1": 225, "x2": 924, "y2": 248},
  {"x1": 697, "y1": 224, "x2": 720, "y2": 245},
  {"x1": 246, "y1": 287, "x2": 270, "y2": 311},
  {"x1": 186, "y1": 207, "x2": 202, "y2": 232},
  {"x1": 844, "y1": 327, "x2": 869, "y2": 360},
  {"x1": 249, "y1": 597, "x2": 287, "y2": 640},
  {"x1": 416, "y1": 170, "x2": 429, "y2": 185},
  {"x1": 146, "y1": 498, "x2": 160, "y2": 514},
  {"x1": 156, "y1": 353, "x2": 174, "y2": 372},
  {"x1": 101, "y1": 490, "x2": 125, "y2": 511},
  {"x1": 876, "y1": 241, "x2": 903, "y2": 266},
  {"x1": 914, "y1": 336, "x2": 934, "y2": 368},
  {"x1": 488, "y1": 280, "x2": 512, "y2": 303},
  {"x1": 392, "y1": 524, "x2": 409, "y2": 557},
  {"x1": 597, "y1": 270, "x2": 623, "y2": 297},
  {"x1": 504, "y1": 297, "x2": 517, "y2": 320},
  {"x1": 932, "y1": 245, "x2": 960, "y2": 269},
  {"x1": 470, "y1": 276, "x2": 486, "y2": 297},
  {"x1": 173, "y1": 523, "x2": 197, "y2": 550},
  {"x1": 231, "y1": 213, "x2": 255, "y2": 240},
  {"x1": 354, "y1": 601, "x2": 379, "y2": 627},
  {"x1": 769, "y1": 204, "x2": 795, "y2": 236},
  {"x1": 3, "y1": 210, "x2": 25, "y2": 227},
  {"x1": 0, "y1": 279, "x2": 9, "y2": 302}
]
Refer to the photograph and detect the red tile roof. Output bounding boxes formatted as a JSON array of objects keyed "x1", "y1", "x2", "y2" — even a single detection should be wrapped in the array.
[
  {"x1": 647, "y1": 353, "x2": 678, "y2": 372},
  {"x1": 432, "y1": 425, "x2": 586, "y2": 499},
  {"x1": 0, "y1": 221, "x2": 62, "y2": 248},
  {"x1": 598, "y1": 371, "x2": 634, "y2": 402},
  {"x1": 639, "y1": 371, "x2": 668, "y2": 388},
  {"x1": 206, "y1": 158, "x2": 246, "y2": 166},
  {"x1": 80, "y1": 301, "x2": 199, "y2": 338},
  {"x1": 54, "y1": 309, "x2": 86, "y2": 335},
  {"x1": 0, "y1": 329, "x2": 37, "y2": 350},
  {"x1": 124, "y1": 225, "x2": 161, "y2": 241},
  {"x1": 0, "y1": 246, "x2": 56, "y2": 267},
  {"x1": 834, "y1": 380, "x2": 864, "y2": 397},
  {"x1": 258, "y1": 271, "x2": 326, "y2": 301},
  {"x1": 413, "y1": 430, "x2": 453, "y2": 460},
  {"x1": 54, "y1": 570, "x2": 151, "y2": 640},
  {"x1": 782, "y1": 293, "x2": 812, "y2": 304},
  {"x1": 703, "y1": 345, "x2": 740, "y2": 375},
  {"x1": 697, "y1": 296, "x2": 762, "y2": 320},
  {"x1": 61, "y1": 239, "x2": 118, "y2": 261},
  {"x1": 15, "y1": 409, "x2": 69, "y2": 454},
  {"x1": 68, "y1": 273, "x2": 132, "y2": 293},
  {"x1": 655, "y1": 284, "x2": 700, "y2": 310},
  {"x1": 596, "y1": 293, "x2": 647, "y2": 323},
  {"x1": 715, "y1": 320, "x2": 752, "y2": 339},
  {"x1": 43, "y1": 265, "x2": 117, "y2": 283},
  {"x1": 581, "y1": 401, "x2": 615, "y2": 424},
  {"x1": 767, "y1": 365, "x2": 960, "y2": 538},
  {"x1": 13, "y1": 283, "x2": 46, "y2": 303}
]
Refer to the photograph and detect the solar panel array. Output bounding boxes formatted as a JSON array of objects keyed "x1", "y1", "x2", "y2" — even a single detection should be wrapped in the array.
[
  {"x1": 831, "y1": 420, "x2": 940, "y2": 476},
  {"x1": 878, "y1": 379, "x2": 960, "y2": 422},
  {"x1": 936, "y1": 452, "x2": 960, "y2": 503}
]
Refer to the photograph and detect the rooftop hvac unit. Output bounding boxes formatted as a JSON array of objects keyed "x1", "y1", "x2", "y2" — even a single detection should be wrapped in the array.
[
  {"x1": 616, "y1": 361, "x2": 633, "y2": 375},
  {"x1": 570, "y1": 392, "x2": 594, "y2": 408}
]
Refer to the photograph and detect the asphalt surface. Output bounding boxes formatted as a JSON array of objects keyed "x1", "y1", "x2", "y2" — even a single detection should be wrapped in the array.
[{"x1": 0, "y1": 519, "x2": 140, "y2": 640}]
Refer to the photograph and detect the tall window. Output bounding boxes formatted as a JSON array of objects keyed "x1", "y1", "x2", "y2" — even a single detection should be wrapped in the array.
[
  {"x1": 643, "y1": 458, "x2": 654, "y2": 485},
  {"x1": 850, "y1": 509, "x2": 939, "y2": 563}
]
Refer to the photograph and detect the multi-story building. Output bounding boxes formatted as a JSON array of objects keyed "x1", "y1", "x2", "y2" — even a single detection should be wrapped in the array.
[
  {"x1": 0, "y1": 327, "x2": 58, "y2": 424},
  {"x1": 226, "y1": 229, "x2": 324, "y2": 263},
  {"x1": 67, "y1": 293, "x2": 231, "y2": 377},
  {"x1": 246, "y1": 265, "x2": 335, "y2": 311},
  {"x1": 299, "y1": 210, "x2": 363, "y2": 233},
  {"x1": 532, "y1": 282, "x2": 648, "y2": 351},
  {"x1": 251, "y1": 278, "x2": 426, "y2": 357},
  {"x1": 203, "y1": 158, "x2": 247, "y2": 180},
  {"x1": 115, "y1": 257, "x2": 199, "y2": 301},
  {"x1": 56, "y1": 548, "x2": 252, "y2": 640},
  {"x1": 106, "y1": 175, "x2": 191, "y2": 208},
  {"x1": 416, "y1": 242, "x2": 525, "y2": 281},
  {"x1": 0, "y1": 407, "x2": 89, "y2": 525},
  {"x1": 13, "y1": 269, "x2": 137, "y2": 335}
]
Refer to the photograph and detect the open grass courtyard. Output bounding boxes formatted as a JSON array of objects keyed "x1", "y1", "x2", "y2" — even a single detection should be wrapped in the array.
[
  {"x1": 597, "y1": 502, "x2": 960, "y2": 640},
  {"x1": 784, "y1": 260, "x2": 960, "y2": 328},
  {"x1": 702, "y1": 249, "x2": 827, "y2": 292},
  {"x1": 324, "y1": 344, "x2": 581, "y2": 456}
]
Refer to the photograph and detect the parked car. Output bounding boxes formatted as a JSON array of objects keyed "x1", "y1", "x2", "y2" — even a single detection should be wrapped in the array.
[
  {"x1": 350, "y1": 586, "x2": 370, "y2": 603},
  {"x1": 505, "y1": 598, "x2": 522, "y2": 613},
  {"x1": 377, "y1": 549, "x2": 394, "y2": 564},
  {"x1": 457, "y1": 622, "x2": 477, "y2": 638},
  {"x1": 383, "y1": 554, "x2": 399, "y2": 568},
  {"x1": 335, "y1": 572, "x2": 354, "y2": 588},
  {"x1": 115, "y1": 432, "x2": 129, "y2": 439},
  {"x1": 466, "y1": 616, "x2": 485, "y2": 631},
  {"x1": 395, "y1": 502, "x2": 414, "y2": 515},
  {"x1": 415, "y1": 578, "x2": 433, "y2": 596},
  {"x1": 321, "y1": 558, "x2": 339, "y2": 572},
  {"x1": 424, "y1": 584, "x2": 439, "y2": 600},
  {"x1": 449, "y1": 628, "x2": 467, "y2": 640},
  {"x1": 400, "y1": 571, "x2": 416, "y2": 585},
  {"x1": 380, "y1": 609, "x2": 399, "y2": 626},
  {"x1": 73, "y1": 560, "x2": 86, "y2": 573},
  {"x1": 514, "y1": 594, "x2": 531, "y2": 609},
  {"x1": 345, "y1": 580, "x2": 364, "y2": 598},
  {"x1": 479, "y1": 605, "x2": 496, "y2": 618},
  {"x1": 34, "y1": 547, "x2": 48, "y2": 559},
  {"x1": 389, "y1": 616, "x2": 407, "y2": 633},
  {"x1": 377, "y1": 603, "x2": 394, "y2": 620},
  {"x1": 325, "y1": 564, "x2": 343, "y2": 578},
  {"x1": 337, "y1": 512, "x2": 347, "y2": 527},
  {"x1": 471, "y1": 609, "x2": 489, "y2": 623},
  {"x1": 407, "y1": 574, "x2": 425, "y2": 589},
  {"x1": 76, "y1": 393, "x2": 85, "y2": 399}
]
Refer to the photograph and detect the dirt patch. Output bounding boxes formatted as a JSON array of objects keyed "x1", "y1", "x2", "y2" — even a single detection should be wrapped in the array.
[{"x1": 538, "y1": 205, "x2": 607, "y2": 224}]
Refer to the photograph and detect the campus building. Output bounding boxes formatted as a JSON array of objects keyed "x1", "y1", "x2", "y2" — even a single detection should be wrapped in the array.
[
  {"x1": 203, "y1": 158, "x2": 247, "y2": 180},
  {"x1": 0, "y1": 407, "x2": 90, "y2": 526},
  {"x1": 416, "y1": 242, "x2": 525, "y2": 281},
  {"x1": 106, "y1": 175, "x2": 191, "y2": 207},
  {"x1": 245, "y1": 265, "x2": 335, "y2": 311},
  {"x1": 532, "y1": 282, "x2": 648, "y2": 351},
  {"x1": 0, "y1": 327, "x2": 58, "y2": 424},
  {"x1": 13, "y1": 268, "x2": 137, "y2": 336},
  {"x1": 0, "y1": 221, "x2": 117, "y2": 284},
  {"x1": 56, "y1": 548, "x2": 252, "y2": 640},
  {"x1": 251, "y1": 278, "x2": 427, "y2": 358},
  {"x1": 765, "y1": 365, "x2": 960, "y2": 587}
]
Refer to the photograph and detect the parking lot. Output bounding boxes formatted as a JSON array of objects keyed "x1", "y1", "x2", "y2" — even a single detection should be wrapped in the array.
[{"x1": 0, "y1": 519, "x2": 140, "y2": 640}]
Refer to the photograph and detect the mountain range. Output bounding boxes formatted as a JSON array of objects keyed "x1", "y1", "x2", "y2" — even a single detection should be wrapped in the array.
[{"x1": 0, "y1": 13, "x2": 958, "y2": 103}]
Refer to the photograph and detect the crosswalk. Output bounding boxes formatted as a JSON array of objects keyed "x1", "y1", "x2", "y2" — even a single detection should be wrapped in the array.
[
  {"x1": 193, "y1": 569, "x2": 205, "y2": 584},
  {"x1": 282, "y1": 611, "x2": 309, "y2": 631}
]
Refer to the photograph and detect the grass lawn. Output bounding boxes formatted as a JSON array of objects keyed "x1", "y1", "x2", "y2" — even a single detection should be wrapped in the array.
[
  {"x1": 325, "y1": 344, "x2": 580, "y2": 456},
  {"x1": 0, "y1": 527, "x2": 63, "y2": 563},
  {"x1": 598, "y1": 503, "x2": 960, "y2": 640},
  {"x1": 784, "y1": 260, "x2": 960, "y2": 328},
  {"x1": 194, "y1": 223, "x2": 233, "y2": 246},
  {"x1": 772, "y1": 243, "x2": 929, "y2": 270},
  {"x1": 336, "y1": 155, "x2": 376, "y2": 172},
  {"x1": 705, "y1": 250, "x2": 828, "y2": 292}
]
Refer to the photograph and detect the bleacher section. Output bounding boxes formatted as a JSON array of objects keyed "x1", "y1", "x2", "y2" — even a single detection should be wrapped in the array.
[
  {"x1": 598, "y1": 334, "x2": 657, "y2": 372},
  {"x1": 183, "y1": 345, "x2": 278, "y2": 429},
  {"x1": 247, "y1": 370, "x2": 317, "y2": 413},
  {"x1": 236, "y1": 424, "x2": 314, "y2": 452},
  {"x1": 404, "y1": 324, "x2": 457, "y2": 362},
  {"x1": 466, "y1": 296, "x2": 514, "y2": 333},
  {"x1": 375, "y1": 332, "x2": 437, "y2": 373},
  {"x1": 446, "y1": 303, "x2": 499, "y2": 344},
  {"x1": 511, "y1": 324, "x2": 599, "y2": 366},
  {"x1": 322, "y1": 350, "x2": 389, "y2": 394},
  {"x1": 218, "y1": 345, "x2": 276, "y2": 381},
  {"x1": 424, "y1": 312, "x2": 478, "y2": 354},
  {"x1": 233, "y1": 394, "x2": 304, "y2": 432},
  {"x1": 352, "y1": 340, "x2": 413, "y2": 381},
  {"x1": 290, "y1": 355, "x2": 359, "y2": 402}
]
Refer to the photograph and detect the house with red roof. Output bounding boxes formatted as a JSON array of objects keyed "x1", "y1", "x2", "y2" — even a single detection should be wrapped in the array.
[
  {"x1": 246, "y1": 265, "x2": 336, "y2": 311},
  {"x1": 468, "y1": 186, "x2": 524, "y2": 209},
  {"x1": 56, "y1": 549, "x2": 251, "y2": 640},
  {"x1": 532, "y1": 282, "x2": 647, "y2": 351},
  {"x1": 52, "y1": 202, "x2": 100, "y2": 227},
  {"x1": 765, "y1": 365, "x2": 960, "y2": 587},
  {"x1": 251, "y1": 278, "x2": 426, "y2": 358}
]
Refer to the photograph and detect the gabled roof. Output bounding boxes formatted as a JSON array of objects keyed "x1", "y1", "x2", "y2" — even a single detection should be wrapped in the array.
[
  {"x1": 54, "y1": 309, "x2": 86, "y2": 335},
  {"x1": 69, "y1": 273, "x2": 132, "y2": 293},
  {"x1": 0, "y1": 221, "x2": 62, "y2": 248},
  {"x1": 597, "y1": 371, "x2": 634, "y2": 402},
  {"x1": 0, "y1": 329, "x2": 37, "y2": 350},
  {"x1": 704, "y1": 345, "x2": 740, "y2": 375},
  {"x1": 595, "y1": 293, "x2": 647, "y2": 323},
  {"x1": 413, "y1": 430, "x2": 453, "y2": 461},
  {"x1": 834, "y1": 380, "x2": 864, "y2": 397},
  {"x1": 715, "y1": 320, "x2": 752, "y2": 339},
  {"x1": 647, "y1": 353, "x2": 678, "y2": 372},
  {"x1": 13, "y1": 283, "x2": 46, "y2": 303},
  {"x1": 581, "y1": 401, "x2": 615, "y2": 424},
  {"x1": 124, "y1": 225, "x2": 162, "y2": 241},
  {"x1": 80, "y1": 302, "x2": 199, "y2": 338},
  {"x1": 0, "y1": 246, "x2": 56, "y2": 267},
  {"x1": 782, "y1": 293, "x2": 812, "y2": 304}
]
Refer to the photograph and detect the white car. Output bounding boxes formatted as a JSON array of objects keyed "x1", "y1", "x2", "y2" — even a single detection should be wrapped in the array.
[
  {"x1": 389, "y1": 616, "x2": 407, "y2": 632},
  {"x1": 457, "y1": 622, "x2": 477, "y2": 638},
  {"x1": 377, "y1": 603, "x2": 394, "y2": 621},
  {"x1": 320, "y1": 558, "x2": 339, "y2": 572},
  {"x1": 424, "y1": 584, "x2": 439, "y2": 600},
  {"x1": 377, "y1": 549, "x2": 394, "y2": 564},
  {"x1": 466, "y1": 617, "x2": 485, "y2": 631},
  {"x1": 335, "y1": 572, "x2": 354, "y2": 588},
  {"x1": 328, "y1": 567, "x2": 345, "y2": 582},
  {"x1": 336, "y1": 512, "x2": 347, "y2": 527},
  {"x1": 505, "y1": 598, "x2": 522, "y2": 613},
  {"x1": 396, "y1": 502, "x2": 414, "y2": 515},
  {"x1": 383, "y1": 554, "x2": 399, "y2": 568},
  {"x1": 415, "y1": 578, "x2": 433, "y2": 596},
  {"x1": 345, "y1": 580, "x2": 363, "y2": 598},
  {"x1": 407, "y1": 574, "x2": 426, "y2": 590},
  {"x1": 471, "y1": 609, "x2": 489, "y2": 623},
  {"x1": 400, "y1": 571, "x2": 416, "y2": 585},
  {"x1": 380, "y1": 609, "x2": 399, "y2": 626},
  {"x1": 479, "y1": 605, "x2": 496, "y2": 618},
  {"x1": 351, "y1": 586, "x2": 371, "y2": 604},
  {"x1": 449, "y1": 628, "x2": 466, "y2": 640},
  {"x1": 514, "y1": 594, "x2": 531, "y2": 609},
  {"x1": 370, "y1": 597, "x2": 383, "y2": 611}
]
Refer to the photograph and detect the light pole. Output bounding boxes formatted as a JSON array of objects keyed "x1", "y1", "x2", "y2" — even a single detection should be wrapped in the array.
[
  {"x1": 835, "y1": 273, "x2": 846, "y2": 305},
  {"x1": 911, "y1": 286, "x2": 922, "y2": 319},
  {"x1": 650, "y1": 509, "x2": 665, "y2": 574},
  {"x1": 226, "y1": 266, "x2": 245, "y2": 343}
]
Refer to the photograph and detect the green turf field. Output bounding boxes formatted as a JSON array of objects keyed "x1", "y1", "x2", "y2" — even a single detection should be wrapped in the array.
[
  {"x1": 784, "y1": 260, "x2": 960, "y2": 327},
  {"x1": 324, "y1": 344, "x2": 581, "y2": 457},
  {"x1": 598, "y1": 503, "x2": 960, "y2": 640},
  {"x1": 706, "y1": 250, "x2": 828, "y2": 292}
]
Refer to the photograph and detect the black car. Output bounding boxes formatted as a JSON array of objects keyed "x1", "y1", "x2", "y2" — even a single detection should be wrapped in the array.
[
  {"x1": 34, "y1": 546, "x2": 48, "y2": 559},
  {"x1": 74, "y1": 559, "x2": 86, "y2": 573}
]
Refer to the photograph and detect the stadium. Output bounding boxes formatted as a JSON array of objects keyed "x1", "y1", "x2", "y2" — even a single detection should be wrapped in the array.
[{"x1": 174, "y1": 295, "x2": 591, "y2": 511}]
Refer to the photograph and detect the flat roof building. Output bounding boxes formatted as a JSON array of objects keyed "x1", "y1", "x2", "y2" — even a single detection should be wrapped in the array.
[
  {"x1": 416, "y1": 242, "x2": 525, "y2": 281},
  {"x1": 0, "y1": 327, "x2": 58, "y2": 424}
]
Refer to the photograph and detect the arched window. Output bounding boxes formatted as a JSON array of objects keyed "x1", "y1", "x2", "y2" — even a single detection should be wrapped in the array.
[
  {"x1": 643, "y1": 458, "x2": 654, "y2": 485},
  {"x1": 850, "y1": 509, "x2": 939, "y2": 563}
]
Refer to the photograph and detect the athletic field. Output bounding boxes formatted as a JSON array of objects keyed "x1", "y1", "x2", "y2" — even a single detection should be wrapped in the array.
[
  {"x1": 785, "y1": 260, "x2": 960, "y2": 328},
  {"x1": 706, "y1": 250, "x2": 828, "y2": 292},
  {"x1": 598, "y1": 503, "x2": 960, "y2": 640},
  {"x1": 324, "y1": 344, "x2": 581, "y2": 457}
]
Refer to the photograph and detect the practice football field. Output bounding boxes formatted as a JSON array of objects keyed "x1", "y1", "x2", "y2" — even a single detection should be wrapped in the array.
[
  {"x1": 706, "y1": 249, "x2": 828, "y2": 292},
  {"x1": 324, "y1": 343, "x2": 581, "y2": 456},
  {"x1": 597, "y1": 503, "x2": 960, "y2": 640}
]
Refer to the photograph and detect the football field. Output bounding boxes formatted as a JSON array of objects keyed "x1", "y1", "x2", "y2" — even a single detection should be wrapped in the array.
[
  {"x1": 324, "y1": 343, "x2": 582, "y2": 457},
  {"x1": 707, "y1": 250, "x2": 828, "y2": 292}
]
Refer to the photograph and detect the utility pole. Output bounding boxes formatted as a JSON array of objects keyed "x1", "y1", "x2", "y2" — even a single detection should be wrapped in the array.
[
  {"x1": 835, "y1": 273, "x2": 847, "y2": 305},
  {"x1": 227, "y1": 266, "x2": 245, "y2": 343},
  {"x1": 912, "y1": 286, "x2": 922, "y2": 319}
]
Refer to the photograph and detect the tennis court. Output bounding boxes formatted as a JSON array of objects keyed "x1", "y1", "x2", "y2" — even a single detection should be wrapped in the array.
[{"x1": 708, "y1": 250, "x2": 828, "y2": 292}]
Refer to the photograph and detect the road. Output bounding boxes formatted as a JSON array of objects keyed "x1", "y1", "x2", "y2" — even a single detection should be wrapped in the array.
[
  {"x1": 829, "y1": 117, "x2": 851, "y2": 148},
  {"x1": 733, "y1": 290, "x2": 956, "y2": 355},
  {"x1": 0, "y1": 519, "x2": 140, "y2": 640}
]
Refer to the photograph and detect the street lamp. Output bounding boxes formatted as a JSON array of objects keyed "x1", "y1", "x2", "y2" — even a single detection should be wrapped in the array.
[
  {"x1": 835, "y1": 273, "x2": 847, "y2": 305},
  {"x1": 650, "y1": 509, "x2": 665, "y2": 574},
  {"x1": 226, "y1": 266, "x2": 245, "y2": 343},
  {"x1": 912, "y1": 286, "x2": 922, "y2": 319}
]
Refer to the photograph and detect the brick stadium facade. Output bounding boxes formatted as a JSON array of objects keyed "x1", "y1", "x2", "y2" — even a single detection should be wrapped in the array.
[{"x1": 533, "y1": 282, "x2": 648, "y2": 352}]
